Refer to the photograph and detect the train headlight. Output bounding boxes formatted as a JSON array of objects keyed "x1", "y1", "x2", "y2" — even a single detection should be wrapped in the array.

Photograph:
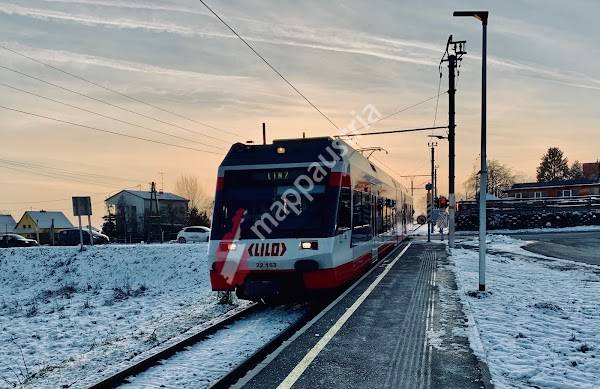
[
  {"x1": 276, "y1": 147, "x2": 286, "y2": 154},
  {"x1": 219, "y1": 242, "x2": 237, "y2": 251},
  {"x1": 300, "y1": 241, "x2": 318, "y2": 250}
]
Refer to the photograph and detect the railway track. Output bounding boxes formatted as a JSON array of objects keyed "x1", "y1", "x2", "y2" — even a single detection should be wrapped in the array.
[
  {"x1": 86, "y1": 301, "x2": 322, "y2": 388},
  {"x1": 87, "y1": 242, "x2": 408, "y2": 389},
  {"x1": 86, "y1": 303, "x2": 261, "y2": 388}
]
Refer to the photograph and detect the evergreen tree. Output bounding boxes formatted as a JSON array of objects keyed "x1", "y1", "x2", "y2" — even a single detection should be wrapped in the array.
[
  {"x1": 568, "y1": 160, "x2": 584, "y2": 179},
  {"x1": 536, "y1": 147, "x2": 570, "y2": 182},
  {"x1": 187, "y1": 207, "x2": 211, "y2": 227}
]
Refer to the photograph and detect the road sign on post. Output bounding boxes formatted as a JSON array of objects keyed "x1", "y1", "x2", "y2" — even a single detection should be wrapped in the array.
[{"x1": 72, "y1": 196, "x2": 92, "y2": 251}]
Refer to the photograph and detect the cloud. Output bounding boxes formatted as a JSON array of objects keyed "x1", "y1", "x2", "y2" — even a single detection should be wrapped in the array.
[
  {"x1": 0, "y1": 3, "x2": 440, "y2": 67},
  {"x1": 40, "y1": 0, "x2": 210, "y2": 16},
  {"x1": 1, "y1": 42, "x2": 250, "y2": 81},
  {"x1": 2, "y1": 2, "x2": 600, "y2": 92}
]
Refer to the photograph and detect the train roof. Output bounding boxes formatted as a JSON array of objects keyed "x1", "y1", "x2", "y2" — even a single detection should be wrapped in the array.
[
  {"x1": 220, "y1": 137, "x2": 337, "y2": 166},
  {"x1": 219, "y1": 136, "x2": 410, "y2": 196}
]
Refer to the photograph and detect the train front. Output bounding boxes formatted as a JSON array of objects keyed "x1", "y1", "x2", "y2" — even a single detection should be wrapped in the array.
[{"x1": 207, "y1": 138, "x2": 349, "y2": 301}]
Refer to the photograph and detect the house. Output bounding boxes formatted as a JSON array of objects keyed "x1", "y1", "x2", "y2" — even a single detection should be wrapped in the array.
[
  {"x1": 504, "y1": 161, "x2": 600, "y2": 199},
  {"x1": 0, "y1": 215, "x2": 17, "y2": 234},
  {"x1": 505, "y1": 178, "x2": 600, "y2": 199},
  {"x1": 105, "y1": 190, "x2": 189, "y2": 242},
  {"x1": 14, "y1": 211, "x2": 74, "y2": 243}
]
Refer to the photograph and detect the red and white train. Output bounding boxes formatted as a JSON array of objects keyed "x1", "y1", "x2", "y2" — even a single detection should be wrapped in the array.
[{"x1": 208, "y1": 137, "x2": 412, "y2": 300}]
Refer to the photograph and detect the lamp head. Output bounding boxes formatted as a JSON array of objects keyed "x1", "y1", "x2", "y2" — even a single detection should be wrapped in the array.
[{"x1": 453, "y1": 11, "x2": 488, "y2": 25}]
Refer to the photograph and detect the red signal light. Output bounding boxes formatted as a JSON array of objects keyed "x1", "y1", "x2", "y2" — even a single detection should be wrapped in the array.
[{"x1": 439, "y1": 196, "x2": 449, "y2": 208}]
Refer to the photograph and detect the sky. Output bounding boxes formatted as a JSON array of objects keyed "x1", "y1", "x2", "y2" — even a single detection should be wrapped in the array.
[{"x1": 0, "y1": 0, "x2": 599, "y2": 226}]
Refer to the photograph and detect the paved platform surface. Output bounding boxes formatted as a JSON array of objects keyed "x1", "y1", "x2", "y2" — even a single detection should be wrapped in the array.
[{"x1": 236, "y1": 242, "x2": 491, "y2": 389}]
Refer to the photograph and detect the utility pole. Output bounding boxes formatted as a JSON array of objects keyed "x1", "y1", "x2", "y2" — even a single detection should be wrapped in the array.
[
  {"x1": 448, "y1": 52, "x2": 457, "y2": 249},
  {"x1": 399, "y1": 174, "x2": 429, "y2": 229},
  {"x1": 429, "y1": 142, "x2": 437, "y2": 236},
  {"x1": 441, "y1": 35, "x2": 466, "y2": 249},
  {"x1": 158, "y1": 172, "x2": 165, "y2": 192},
  {"x1": 410, "y1": 177, "x2": 414, "y2": 212},
  {"x1": 148, "y1": 182, "x2": 162, "y2": 243},
  {"x1": 434, "y1": 165, "x2": 438, "y2": 199}
]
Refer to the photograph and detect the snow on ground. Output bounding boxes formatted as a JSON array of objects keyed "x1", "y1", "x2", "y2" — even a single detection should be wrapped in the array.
[
  {"x1": 0, "y1": 243, "x2": 243, "y2": 388},
  {"x1": 121, "y1": 305, "x2": 306, "y2": 388},
  {"x1": 456, "y1": 225, "x2": 600, "y2": 235},
  {"x1": 450, "y1": 235, "x2": 600, "y2": 389}
]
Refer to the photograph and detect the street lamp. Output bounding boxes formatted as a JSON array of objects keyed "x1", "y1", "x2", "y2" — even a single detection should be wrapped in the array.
[
  {"x1": 428, "y1": 134, "x2": 448, "y2": 140},
  {"x1": 454, "y1": 10, "x2": 488, "y2": 292}
]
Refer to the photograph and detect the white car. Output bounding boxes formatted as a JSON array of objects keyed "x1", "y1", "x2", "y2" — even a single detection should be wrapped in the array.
[{"x1": 177, "y1": 226, "x2": 211, "y2": 243}]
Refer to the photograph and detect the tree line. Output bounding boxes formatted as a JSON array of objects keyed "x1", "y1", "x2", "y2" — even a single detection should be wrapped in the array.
[{"x1": 464, "y1": 146, "x2": 585, "y2": 199}]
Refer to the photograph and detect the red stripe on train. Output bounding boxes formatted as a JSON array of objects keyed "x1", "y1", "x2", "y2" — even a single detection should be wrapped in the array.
[{"x1": 210, "y1": 240, "x2": 400, "y2": 291}]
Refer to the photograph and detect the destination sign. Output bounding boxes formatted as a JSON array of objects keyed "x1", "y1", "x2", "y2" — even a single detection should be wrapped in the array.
[{"x1": 225, "y1": 168, "x2": 325, "y2": 186}]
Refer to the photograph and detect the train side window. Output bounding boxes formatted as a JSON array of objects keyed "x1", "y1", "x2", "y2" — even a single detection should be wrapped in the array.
[
  {"x1": 376, "y1": 197, "x2": 384, "y2": 236},
  {"x1": 336, "y1": 188, "x2": 351, "y2": 233},
  {"x1": 352, "y1": 190, "x2": 372, "y2": 244},
  {"x1": 384, "y1": 199, "x2": 392, "y2": 232}
]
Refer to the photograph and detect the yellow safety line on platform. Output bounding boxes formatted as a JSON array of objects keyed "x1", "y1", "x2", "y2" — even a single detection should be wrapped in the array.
[{"x1": 277, "y1": 242, "x2": 413, "y2": 389}]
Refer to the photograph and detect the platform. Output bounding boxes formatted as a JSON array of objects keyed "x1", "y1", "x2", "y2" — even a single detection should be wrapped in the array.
[{"x1": 236, "y1": 241, "x2": 492, "y2": 389}]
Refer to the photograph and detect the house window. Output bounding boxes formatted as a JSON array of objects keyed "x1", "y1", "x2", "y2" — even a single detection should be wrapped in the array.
[
  {"x1": 561, "y1": 190, "x2": 572, "y2": 197},
  {"x1": 514, "y1": 193, "x2": 522, "y2": 199},
  {"x1": 534, "y1": 192, "x2": 543, "y2": 199}
]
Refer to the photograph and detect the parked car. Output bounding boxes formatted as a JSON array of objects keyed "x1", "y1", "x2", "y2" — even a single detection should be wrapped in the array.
[
  {"x1": 0, "y1": 234, "x2": 39, "y2": 248},
  {"x1": 177, "y1": 226, "x2": 210, "y2": 243},
  {"x1": 56, "y1": 229, "x2": 110, "y2": 246}
]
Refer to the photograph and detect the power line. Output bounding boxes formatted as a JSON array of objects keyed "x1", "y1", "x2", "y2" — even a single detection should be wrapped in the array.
[
  {"x1": 368, "y1": 92, "x2": 448, "y2": 132},
  {"x1": 350, "y1": 91, "x2": 449, "y2": 182},
  {"x1": 0, "y1": 44, "x2": 239, "y2": 138},
  {"x1": 0, "y1": 190, "x2": 117, "y2": 206},
  {"x1": 341, "y1": 126, "x2": 448, "y2": 137},
  {"x1": 432, "y1": 72, "x2": 443, "y2": 129},
  {"x1": 197, "y1": 0, "x2": 340, "y2": 131},
  {"x1": 0, "y1": 81, "x2": 225, "y2": 151},
  {"x1": 0, "y1": 104, "x2": 223, "y2": 155},
  {"x1": 0, "y1": 163, "x2": 140, "y2": 188},
  {"x1": 0, "y1": 64, "x2": 232, "y2": 145},
  {"x1": 0, "y1": 158, "x2": 145, "y2": 185}
]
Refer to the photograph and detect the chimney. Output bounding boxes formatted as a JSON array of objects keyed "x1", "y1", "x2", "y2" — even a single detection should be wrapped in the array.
[{"x1": 583, "y1": 162, "x2": 600, "y2": 180}]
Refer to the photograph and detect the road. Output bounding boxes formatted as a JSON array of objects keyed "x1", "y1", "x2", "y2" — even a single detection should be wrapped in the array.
[{"x1": 513, "y1": 231, "x2": 600, "y2": 266}]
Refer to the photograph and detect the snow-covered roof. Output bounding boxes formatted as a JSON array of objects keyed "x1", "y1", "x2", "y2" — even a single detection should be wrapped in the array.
[
  {"x1": 508, "y1": 178, "x2": 600, "y2": 191},
  {"x1": 106, "y1": 190, "x2": 188, "y2": 203},
  {"x1": 0, "y1": 215, "x2": 16, "y2": 233},
  {"x1": 19, "y1": 211, "x2": 74, "y2": 229}
]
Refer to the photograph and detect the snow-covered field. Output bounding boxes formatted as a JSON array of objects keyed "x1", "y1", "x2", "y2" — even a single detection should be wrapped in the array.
[
  {"x1": 450, "y1": 235, "x2": 600, "y2": 389},
  {"x1": 412, "y1": 222, "x2": 600, "y2": 237},
  {"x1": 456, "y1": 225, "x2": 600, "y2": 235},
  {"x1": 0, "y1": 243, "x2": 242, "y2": 388}
]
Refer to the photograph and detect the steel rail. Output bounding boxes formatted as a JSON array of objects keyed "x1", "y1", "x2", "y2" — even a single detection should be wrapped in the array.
[{"x1": 87, "y1": 303, "x2": 261, "y2": 388}]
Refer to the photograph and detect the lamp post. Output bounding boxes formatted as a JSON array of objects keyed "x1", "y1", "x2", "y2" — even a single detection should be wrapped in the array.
[{"x1": 453, "y1": 10, "x2": 488, "y2": 291}]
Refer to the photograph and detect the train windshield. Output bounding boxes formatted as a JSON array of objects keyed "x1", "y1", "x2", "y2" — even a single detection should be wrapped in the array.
[{"x1": 212, "y1": 168, "x2": 338, "y2": 239}]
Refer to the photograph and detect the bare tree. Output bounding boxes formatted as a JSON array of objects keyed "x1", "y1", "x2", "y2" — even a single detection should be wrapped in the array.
[
  {"x1": 174, "y1": 175, "x2": 212, "y2": 212},
  {"x1": 465, "y1": 159, "x2": 520, "y2": 199}
]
